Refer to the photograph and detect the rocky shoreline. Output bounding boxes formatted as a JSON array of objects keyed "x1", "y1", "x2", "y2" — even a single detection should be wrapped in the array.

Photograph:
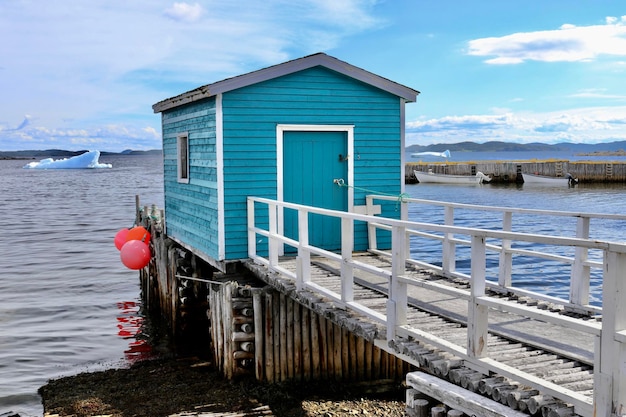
[{"x1": 38, "y1": 356, "x2": 406, "y2": 417}]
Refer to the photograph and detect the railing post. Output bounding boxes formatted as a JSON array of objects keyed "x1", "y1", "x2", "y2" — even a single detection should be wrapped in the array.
[
  {"x1": 341, "y1": 217, "x2": 354, "y2": 302},
  {"x1": 442, "y1": 206, "x2": 455, "y2": 276},
  {"x1": 268, "y1": 201, "x2": 279, "y2": 267},
  {"x1": 247, "y1": 198, "x2": 257, "y2": 258},
  {"x1": 400, "y1": 192, "x2": 409, "y2": 221},
  {"x1": 366, "y1": 195, "x2": 377, "y2": 251},
  {"x1": 594, "y1": 247, "x2": 626, "y2": 417},
  {"x1": 498, "y1": 211, "x2": 513, "y2": 287},
  {"x1": 296, "y1": 209, "x2": 310, "y2": 291},
  {"x1": 570, "y1": 216, "x2": 590, "y2": 307},
  {"x1": 468, "y1": 234, "x2": 488, "y2": 359},
  {"x1": 387, "y1": 224, "x2": 408, "y2": 341},
  {"x1": 401, "y1": 197, "x2": 410, "y2": 261}
]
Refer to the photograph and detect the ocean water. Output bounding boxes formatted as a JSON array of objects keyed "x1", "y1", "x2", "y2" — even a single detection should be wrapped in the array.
[
  {"x1": 0, "y1": 154, "x2": 164, "y2": 416},
  {"x1": 404, "y1": 181, "x2": 626, "y2": 305},
  {"x1": 1, "y1": 151, "x2": 625, "y2": 416}
]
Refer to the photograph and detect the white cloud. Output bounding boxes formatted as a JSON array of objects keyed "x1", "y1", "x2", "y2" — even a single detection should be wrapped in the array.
[
  {"x1": 467, "y1": 15, "x2": 626, "y2": 64},
  {"x1": 569, "y1": 89, "x2": 626, "y2": 100},
  {"x1": 163, "y1": 2, "x2": 204, "y2": 22},
  {"x1": 3, "y1": 1, "x2": 624, "y2": 153},
  {"x1": 407, "y1": 107, "x2": 626, "y2": 145},
  {"x1": 0, "y1": 0, "x2": 381, "y2": 151},
  {"x1": 0, "y1": 122, "x2": 162, "y2": 152},
  {"x1": 305, "y1": 0, "x2": 384, "y2": 31}
]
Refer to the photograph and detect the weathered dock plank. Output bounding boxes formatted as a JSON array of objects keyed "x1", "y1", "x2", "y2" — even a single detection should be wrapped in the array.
[{"x1": 407, "y1": 371, "x2": 529, "y2": 417}]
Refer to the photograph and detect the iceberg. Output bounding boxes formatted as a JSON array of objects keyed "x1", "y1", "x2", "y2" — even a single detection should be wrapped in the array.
[
  {"x1": 23, "y1": 150, "x2": 112, "y2": 169},
  {"x1": 411, "y1": 149, "x2": 451, "y2": 159}
]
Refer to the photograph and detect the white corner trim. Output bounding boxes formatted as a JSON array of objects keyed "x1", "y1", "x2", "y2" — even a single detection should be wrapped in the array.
[
  {"x1": 216, "y1": 94, "x2": 225, "y2": 260},
  {"x1": 399, "y1": 98, "x2": 408, "y2": 221}
]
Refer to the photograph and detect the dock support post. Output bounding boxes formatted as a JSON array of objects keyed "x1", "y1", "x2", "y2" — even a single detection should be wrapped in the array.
[
  {"x1": 135, "y1": 194, "x2": 140, "y2": 225},
  {"x1": 253, "y1": 290, "x2": 264, "y2": 381}
]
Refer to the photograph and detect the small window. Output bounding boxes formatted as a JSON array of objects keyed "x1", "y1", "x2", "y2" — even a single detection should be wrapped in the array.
[{"x1": 177, "y1": 134, "x2": 189, "y2": 183}]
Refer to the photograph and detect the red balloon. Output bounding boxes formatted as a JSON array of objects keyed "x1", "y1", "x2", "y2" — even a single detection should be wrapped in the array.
[
  {"x1": 126, "y1": 226, "x2": 151, "y2": 243},
  {"x1": 120, "y1": 240, "x2": 151, "y2": 270},
  {"x1": 114, "y1": 228, "x2": 130, "y2": 250}
]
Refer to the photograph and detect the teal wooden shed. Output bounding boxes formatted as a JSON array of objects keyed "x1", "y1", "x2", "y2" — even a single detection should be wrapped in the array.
[{"x1": 153, "y1": 53, "x2": 419, "y2": 272}]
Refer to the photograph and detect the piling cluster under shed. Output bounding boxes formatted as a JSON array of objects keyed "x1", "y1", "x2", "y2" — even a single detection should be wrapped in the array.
[{"x1": 139, "y1": 204, "x2": 413, "y2": 384}]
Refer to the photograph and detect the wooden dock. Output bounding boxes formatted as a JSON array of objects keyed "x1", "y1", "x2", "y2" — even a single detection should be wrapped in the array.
[
  {"x1": 405, "y1": 160, "x2": 626, "y2": 183},
  {"x1": 138, "y1": 194, "x2": 626, "y2": 417},
  {"x1": 244, "y1": 253, "x2": 596, "y2": 416}
]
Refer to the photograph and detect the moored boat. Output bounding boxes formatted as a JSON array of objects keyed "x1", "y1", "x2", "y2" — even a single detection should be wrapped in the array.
[
  {"x1": 522, "y1": 173, "x2": 578, "y2": 186},
  {"x1": 414, "y1": 169, "x2": 491, "y2": 184}
]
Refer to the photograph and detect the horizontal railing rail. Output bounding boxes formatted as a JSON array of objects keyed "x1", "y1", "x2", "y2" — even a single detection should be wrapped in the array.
[{"x1": 247, "y1": 196, "x2": 626, "y2": 417}]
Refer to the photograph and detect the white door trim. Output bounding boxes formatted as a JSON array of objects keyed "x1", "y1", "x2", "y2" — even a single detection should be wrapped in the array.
[
  {"x1": 276, "y1": 124, "x2": 355, "y2": 254},
  {"x1": 276, "y1": 124, "x2": 354, "y2": 209}
]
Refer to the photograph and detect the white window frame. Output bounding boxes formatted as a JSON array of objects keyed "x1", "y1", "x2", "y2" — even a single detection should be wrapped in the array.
[{"x1": 177, "y1": 133, "x2": 189, "y2": 183}]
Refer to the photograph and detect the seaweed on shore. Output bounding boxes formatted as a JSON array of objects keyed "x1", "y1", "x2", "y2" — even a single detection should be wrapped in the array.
[{"x1": 39, "y1": 357, "x2": 405, "y2": 417}]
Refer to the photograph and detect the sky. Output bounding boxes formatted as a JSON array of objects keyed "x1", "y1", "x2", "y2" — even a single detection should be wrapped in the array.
[{"x1": 1, "y1": 1, "x2": 626, "y2": 152}]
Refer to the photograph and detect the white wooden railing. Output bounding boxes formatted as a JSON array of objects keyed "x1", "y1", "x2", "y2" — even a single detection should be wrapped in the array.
[
  {"x1": 246, "y1": 196, "x2": 626, "y2": 417},
  {"x1": 367, "y1": 195, "x2": 626, "y2": 315}
]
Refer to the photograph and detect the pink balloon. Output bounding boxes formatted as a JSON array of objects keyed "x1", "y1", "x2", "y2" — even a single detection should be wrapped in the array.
[
  {"x1": 114, "y1": 228, "x2": 130, "y2": 251},
  {"x1": 120, "y1": 240, "x2": 151, "y2": 270}
]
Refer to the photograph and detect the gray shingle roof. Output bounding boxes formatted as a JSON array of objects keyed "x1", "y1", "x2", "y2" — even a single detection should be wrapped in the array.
[{"x1": 153, "y1": 52, "x2": 420, "y2": 113}]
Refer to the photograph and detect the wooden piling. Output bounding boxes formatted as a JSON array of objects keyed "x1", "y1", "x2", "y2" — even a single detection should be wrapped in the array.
[
  {"x1": 413, "y1": 399, "x2": 430, "y2": 417},
  {"x1": 205, "y1": 282, "x2": 411, "y2": 383},
  {"x1": 430, "y1": 406, "x2": 446, "y2": 417}
]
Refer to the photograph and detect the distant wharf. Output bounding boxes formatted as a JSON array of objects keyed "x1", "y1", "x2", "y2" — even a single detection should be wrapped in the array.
[
  {"x1": 406, "y1": 159, "x2": 626, "y2": 183},
  {"x1": 137, "y1": 194, "x2": 626, "y2": 417}
]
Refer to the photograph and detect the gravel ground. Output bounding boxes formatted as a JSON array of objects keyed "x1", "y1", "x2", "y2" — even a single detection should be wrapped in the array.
[{"x1": 39, "y1": 357, "x2": 407, "y2": 417}]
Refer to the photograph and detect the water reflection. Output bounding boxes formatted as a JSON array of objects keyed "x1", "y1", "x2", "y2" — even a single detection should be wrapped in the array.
[{"x1": 116, "y1": 301, "x2": 156, "y2": 362}]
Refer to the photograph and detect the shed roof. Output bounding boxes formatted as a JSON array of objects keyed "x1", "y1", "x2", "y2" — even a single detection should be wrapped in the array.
[{"x1": 152, "y1": 52, "x2": 420, "y2": 113}]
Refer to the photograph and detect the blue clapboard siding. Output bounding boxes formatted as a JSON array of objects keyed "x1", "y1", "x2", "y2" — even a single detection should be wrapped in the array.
[
  {"x1": 221, "y1": 67, "x2": 401, "y2": 259},
  {"x1": 161, "y1": 97, "x2": 221, "y2": 260}
]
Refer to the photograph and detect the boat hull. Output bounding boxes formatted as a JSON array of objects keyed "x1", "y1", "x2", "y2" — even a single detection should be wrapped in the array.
[
  {"x1": 414, "y1": 170, "x2": 488, "y2": 184},
  {"x1": 522, "y1": 173, "x2": 577, "y2": 185}
]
